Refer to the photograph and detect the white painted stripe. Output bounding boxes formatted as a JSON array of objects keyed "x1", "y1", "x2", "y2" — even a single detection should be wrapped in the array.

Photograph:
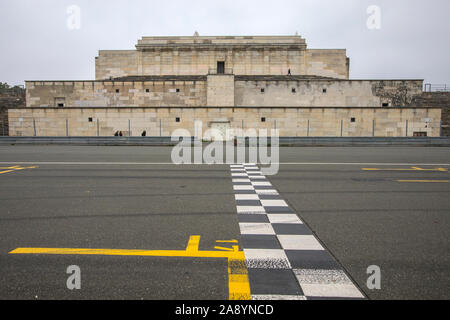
[
  {"x1": 249, "y1": 176, "x2": 267, "y2": 180},
  {"x1": 300, "y1": 284, "x2": 364, "y2": 298},
  {"x1": 252, "y1": 295, "x2": 306, "y2": 300},
  {"x1": 255, "y1": 189, "x2": 279, "y2": 195},
  {"x1": 233, "y1": 185, "x2": 255, "y2": 191},
  {"x1": 236, "y1": 206, "x2": 266, "y2": 214},
  {"x1": 251, "y1": 181, "x2": 272, "y2": 187},
  {"x1": 267, "y1": 214, "x2": 303, "y2": 224},
  {"x1": 244, "y1": 249, "x2": 291, "y2": 269},
  {"x1": 231, "y1": 173, "x2": 248, "y2": 177},
  {"x1": 293, "y1": 269, "x2": 352, "y2": 285},
  {"x1": 232, "y1": 179, "x2": 251, "y2": 183},
  {"x1": 1, "y1": 162, "x2": 449, "y2": 166},
  {"x1": 235, "y1": 194, "x2": 260, "y2": 200},
  {"x1": 260, "y1": 199, "x2": 288, "y2": 207},
  {"x1": 277, "y1": 235, "x2": 324, "y2": 250},
  {"x1": 294, "y1": 269, "x2": 364, "y2": 298},
  {"x1": 239, "y1": 223, "x2": 275, "y2": 235},
  {"x1": 274, "y1": 163, "x2": 450, "y2": 166}
]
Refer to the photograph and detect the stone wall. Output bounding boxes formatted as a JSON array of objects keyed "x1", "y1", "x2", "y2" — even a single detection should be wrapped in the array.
[
  {"x1": 411, "y1": 92, "x2": 450, "y2": 136},
  {"x1": 0, "y1": 88, "x2": 26, "y2": 136},
  {"x1": 207, "y1": 75, "x2": 235, "y2": 107},
  {"x1": 235, "y1": 79, "x2": 423, "y2": 107},
  {"x1": 95, "y1": 36, "x2": 349, "y2": 80},
  {"x1": 96, "y1": 47, "x2": 306, "y2": 79},
  {"x1": 95, "y1": 50, "x2": 138, "y2": 80},
  {"x1": 26, "y1": 78, "x2": 423, "y2": 109},
  {"x1": 9, "y1": 107, "x2": 441, "y2": 137},
  {"x1": 25, "y1": 79, "x2": 207, "y2": 108},
  {"x1": 306, "y1": 49, "x2": 349, "y2": 79}
]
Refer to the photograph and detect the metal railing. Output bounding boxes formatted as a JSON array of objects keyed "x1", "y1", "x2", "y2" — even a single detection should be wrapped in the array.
[{"x1": 424, "y1": 84, "x2": 450, "y2": 92}]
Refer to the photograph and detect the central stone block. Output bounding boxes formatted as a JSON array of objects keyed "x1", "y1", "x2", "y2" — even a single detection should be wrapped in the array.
[{"x1": 207, "y1": 74, "x2": 235, "y2": 107}]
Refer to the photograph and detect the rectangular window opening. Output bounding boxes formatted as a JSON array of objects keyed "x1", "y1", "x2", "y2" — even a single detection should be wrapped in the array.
[
  {"x1": 217, "y1": 61, "x2": 225, "y2": 74},
  {"x1": 176, "y1": 117, "x2": 181, "y2": 123},
  {"x1": 261, "y1": 117, "x2": 266, "y2": 122}
]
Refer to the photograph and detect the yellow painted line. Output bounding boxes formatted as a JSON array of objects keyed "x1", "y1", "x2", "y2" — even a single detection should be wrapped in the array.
[
  {"x1": 228, "y1": 256, "x2": 251, "y2": 300},
  {"x1": 216, "y1": 240, "x2": 239, "y2": 243},
  {"x1": 215, "y1": 246, "x2": 234, "y2": 252},
  {"x1": 8, "y1": 247, "x2": 244, "y2": 259},
  {"x1": 185, "y1": 235, "x2": 200, "y2": 253},
  {"x1": 9, "y1": 236, "x2": 251, "y2": 300},
  {"x1": 397, "y1": 180, "x2": 450, "y2": 183},
  {"x1": 0, "y1": 169, "x2": 17, "y2": 175},
  {"x1": 0, "y1": 165, "x2": 37, "y2": 175}
]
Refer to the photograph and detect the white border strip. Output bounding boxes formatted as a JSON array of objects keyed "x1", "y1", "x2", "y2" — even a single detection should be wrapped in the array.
[{"x1": 0, "y1": 162, "x2": 449, "y2": 166}]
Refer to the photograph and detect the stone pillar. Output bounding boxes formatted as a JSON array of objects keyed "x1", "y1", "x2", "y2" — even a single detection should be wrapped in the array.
[{"x1": 207, "y1": 75, "x2": 235, "y2": 107}]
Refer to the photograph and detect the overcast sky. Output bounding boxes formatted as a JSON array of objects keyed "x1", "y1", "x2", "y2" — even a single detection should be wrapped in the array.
[{"x1": 0, "y1": 0, "x2": 449, "y2": 86}]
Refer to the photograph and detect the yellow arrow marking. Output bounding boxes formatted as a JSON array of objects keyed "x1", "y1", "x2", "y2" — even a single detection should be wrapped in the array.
[
  {"x1": 9, "y1": 236, "x2": 250, "y2": 300},
  {"x1": 214, "y1": 246, "x2": 234, "y2": 252}
]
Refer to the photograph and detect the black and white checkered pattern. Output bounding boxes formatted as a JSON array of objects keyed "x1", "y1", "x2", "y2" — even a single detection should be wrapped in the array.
[{"x1": 231, "y1": 164, "x2": 365, "y2": 300}]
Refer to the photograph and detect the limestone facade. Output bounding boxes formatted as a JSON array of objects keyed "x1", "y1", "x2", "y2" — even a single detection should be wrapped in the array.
[
  {"x1": 8, "y1": 35, "x2": 444, "y2": 137},
  {"x1": 24, "y1": 78, "x2": 423, "y2": 109},
  {"x1": 95, "y1": 36, "x2": 348, "y2": 80},
  {"x1": 9, "y1": 107, "x2": 441, "y2": 138}
]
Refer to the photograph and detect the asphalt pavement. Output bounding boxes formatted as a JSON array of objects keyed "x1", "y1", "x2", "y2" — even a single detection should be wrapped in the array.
[{"x1": 0, "y1": 145, "x2": 449, "y2": 299}]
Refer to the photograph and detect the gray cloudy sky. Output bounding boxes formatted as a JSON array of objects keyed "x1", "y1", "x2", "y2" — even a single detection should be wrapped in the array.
[{"x1": 0, "y1": 0, "x2": 449, "y2": 86}]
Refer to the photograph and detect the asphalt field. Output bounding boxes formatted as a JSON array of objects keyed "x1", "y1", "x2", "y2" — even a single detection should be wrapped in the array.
[{"x1": 0, "y1": 145, "x2": 449, "y2": 300}]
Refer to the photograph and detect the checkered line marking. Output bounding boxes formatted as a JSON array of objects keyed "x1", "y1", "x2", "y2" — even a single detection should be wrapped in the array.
[{"x1": 231, "y1": 164, "x2": 365, "y2": 300}]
